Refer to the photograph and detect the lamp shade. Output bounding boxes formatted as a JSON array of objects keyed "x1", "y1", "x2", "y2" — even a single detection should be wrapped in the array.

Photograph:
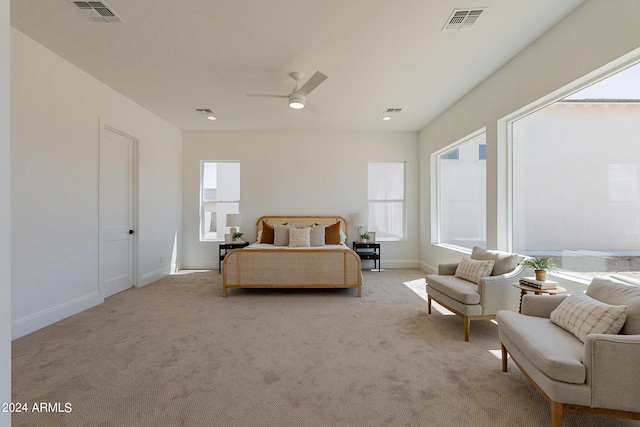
[
  {"x1": 226, "y1": 213, "x2": 240, "y2": 227},
  {"x1": 352, "y1": 213, "x2": 367, "y2": 227}
]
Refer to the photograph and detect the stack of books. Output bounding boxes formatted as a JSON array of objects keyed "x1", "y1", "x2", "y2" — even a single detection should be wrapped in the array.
[{"x1": 519, "y1": 277, "x2": 558, "y2": 290}]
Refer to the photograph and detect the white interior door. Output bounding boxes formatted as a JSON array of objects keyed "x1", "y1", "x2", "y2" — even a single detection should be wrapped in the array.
[{"x1": 100, "y1": 126, "x2": 136, "y2": 297}]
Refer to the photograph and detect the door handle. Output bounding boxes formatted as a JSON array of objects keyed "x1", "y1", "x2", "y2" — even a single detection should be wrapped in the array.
[{"x1": 129, "y1": 230, "x2": 135, "y2": 234}]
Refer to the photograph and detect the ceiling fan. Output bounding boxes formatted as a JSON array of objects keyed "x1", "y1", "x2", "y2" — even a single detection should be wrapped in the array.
[{"x1": 246, "y1": 71, "x2": 328, "y2": 114}]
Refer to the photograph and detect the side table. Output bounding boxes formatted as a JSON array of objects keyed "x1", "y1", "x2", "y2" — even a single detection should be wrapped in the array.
[
  {"x1": 513, "y1": 282, "x2": 567, "y2": 313},
  {"x1": 219, "y1": 242, "x2": 250, "y2": 272},
  {"x1": 352, "y1": 242, "x2": 381, "y2": 271}
]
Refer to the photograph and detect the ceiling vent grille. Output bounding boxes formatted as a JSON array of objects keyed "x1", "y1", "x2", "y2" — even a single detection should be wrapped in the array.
[
  {"x1": 385, "y1": 108, "x2": 402, "y2": 114},
  {"x1": 196, "y1": 108, "x2": 215, "y2": 114},
  {"x1": 443, "y1": 8, "x2": 485, "y2": 31},
  {"x1": 68, "y1": 1, "x2": 123, "y2": 23}
]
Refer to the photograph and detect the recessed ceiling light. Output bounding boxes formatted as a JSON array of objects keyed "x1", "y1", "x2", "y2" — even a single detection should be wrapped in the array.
[
  {"x1": 206, "y1": 115, "x2": 216, "y2": 121},
  {"x1": 382, "y1": 116, "x2": 392, "y2": 121}
]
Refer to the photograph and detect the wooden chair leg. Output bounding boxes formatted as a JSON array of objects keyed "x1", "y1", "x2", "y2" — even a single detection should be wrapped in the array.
[
  {"x1": 501, "y1": 343, "x2": 508, "y2": 372},
  {"x1": 464, "y1": 316, "x2": 470, "y2": 342},
  {"x1": 550, "y1": 401, "x2": 563, "y2": 427},
  {"x1": 427, "y1": 295, "x2": 432, "y2": 314}
]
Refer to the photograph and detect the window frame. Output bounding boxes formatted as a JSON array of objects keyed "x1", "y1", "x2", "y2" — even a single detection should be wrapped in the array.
[
  {"x1": 367, "y1": 161, "x2": 406, "y2": 242},
  {"x1": 499, "y1": 53, "x2": 640, "y2": 280},
  {"x1": 432, "y1": 128, "x2": 487, "y2": 251},
  {"x1": 200, "y1": 160, "x2": 240, "y2": 242}
]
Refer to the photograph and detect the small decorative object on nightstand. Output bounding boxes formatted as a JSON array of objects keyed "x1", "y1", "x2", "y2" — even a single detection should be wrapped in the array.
[
  {"x1": 352, "y1": 241, "x2": 381, "y2": 271},
  {"x1": 219, "y1": 241, "x2": 249, "y2": 272}
]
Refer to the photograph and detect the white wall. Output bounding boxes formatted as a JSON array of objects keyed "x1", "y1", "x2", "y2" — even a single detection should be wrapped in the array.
[
  {"x1": 182, "y1": 131, "x2": 419, "y2": 269},
  {"x1": 0, "y1": 1, "x2": 11, "y2": 424},
  {"x1": 10, "y1": 29, "x2": 183, "y2": 338},
  {"x1": 419, "y1": 0, "x2": 640, "y2": 274}
]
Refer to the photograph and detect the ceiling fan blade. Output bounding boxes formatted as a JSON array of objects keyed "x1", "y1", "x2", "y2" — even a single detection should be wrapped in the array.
[
  {"x1": 298, "y1": 71, "x2": 327, "y2": 96},
  {"x1": 304, "y1": 99, "x2": 323, "y2": 116},
  {"x1": 245, "y1": 94, "x2": 288, "y2": 98}
]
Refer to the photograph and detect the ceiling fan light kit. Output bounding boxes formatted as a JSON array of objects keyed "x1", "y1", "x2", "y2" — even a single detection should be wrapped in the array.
[
  {"x1": 288, "y1": 93, "x2": 305, "y2": 109},
  {"x1": 247, "y1": 71, "x2": 327, "y2": 114}
]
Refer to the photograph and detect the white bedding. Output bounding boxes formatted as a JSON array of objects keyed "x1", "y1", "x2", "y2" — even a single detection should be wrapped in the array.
[{"x1": 245, "y1": 243, "x2": 350, "y2": 250}]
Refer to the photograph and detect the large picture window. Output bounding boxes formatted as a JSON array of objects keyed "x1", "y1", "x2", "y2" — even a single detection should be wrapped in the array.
[
  {"x1": 368, "y1": 162, "x2": 405, "y2": 241},
  {"x1": 200, "y1": 161, "x2": 240, "y2": 241},
  {"x1": 435, "y1": 131, "x2": 486, "y2": 249},
  {"x1": 511, "y1": 62, "x2": 640, "y2": 279}
]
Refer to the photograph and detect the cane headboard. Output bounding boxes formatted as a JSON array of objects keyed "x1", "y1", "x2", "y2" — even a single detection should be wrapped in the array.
[{"x1": 255, "y1": 216, "x2": 348, "y2": 241}]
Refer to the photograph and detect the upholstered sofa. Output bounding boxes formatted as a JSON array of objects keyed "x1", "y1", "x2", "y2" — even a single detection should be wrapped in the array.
[
  {"x1": 426, "y1": 247, "x2": 531, "y2": 341},
  {"x1": 497, "y1": 275, "x2": 640, "y2": 427}
]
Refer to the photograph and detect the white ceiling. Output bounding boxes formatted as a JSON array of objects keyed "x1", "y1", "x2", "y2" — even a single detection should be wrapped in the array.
[{"x1": 11, "y1": 0, "x2": 586, "y2": 132}]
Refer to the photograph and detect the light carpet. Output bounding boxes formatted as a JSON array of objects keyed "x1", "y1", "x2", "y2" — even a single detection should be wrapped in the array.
[{"x1": 11, "y1": 269, "x2": 640, "y2": 426}]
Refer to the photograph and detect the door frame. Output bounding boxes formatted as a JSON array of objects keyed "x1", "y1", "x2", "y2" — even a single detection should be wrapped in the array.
[{"x1": 98, "y1": 119, "x2": 139, "y2": 295}]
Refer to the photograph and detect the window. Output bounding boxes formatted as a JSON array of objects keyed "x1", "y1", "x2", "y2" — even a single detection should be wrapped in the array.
[
  {"x1": 368, "y1": 162, "x2": 405, "y2": 240},
  {"x1": 435, "y1": 131, "x2": 486, "y2": 249},
  {"x1": 511, "y1": 62, "x2": 640, "y2": 279},
  {"x1": 201, "y1": 161, "x2": 240, "y2": 241}
]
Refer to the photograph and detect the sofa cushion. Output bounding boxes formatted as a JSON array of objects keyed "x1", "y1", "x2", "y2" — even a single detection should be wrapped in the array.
[
  {"x1": 427, "y1": 274, "x2": 481, "y2": 305},
  {"x1": 471, "y1": 246, "x2": 518, "y2": 276},
  {"x1": 586, "y1": 276, "x2": 640, "y2": 335},
  {"x1": 497, "y1": 310, "x2": 586, "y2": 384},
  {"x1": 454, "y1": 256, "x2": 494, "y2": 284},
  {"x1": 550, "y1": 292, "x2": 627, "y2": 342}
]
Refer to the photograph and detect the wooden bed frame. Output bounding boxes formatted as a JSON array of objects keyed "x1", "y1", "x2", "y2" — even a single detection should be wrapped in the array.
[{"x1": 222, "y1": 216, "x2": 362, "y2": 297}]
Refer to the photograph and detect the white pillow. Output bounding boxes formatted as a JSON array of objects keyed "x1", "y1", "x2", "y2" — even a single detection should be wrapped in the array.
[
  {"x1": 289, "y1": 227, "x2": 311, "y2": 248},
  {"x1": 454, "y1": 256, "x2": 494, "y2": 284},
  {"x1": 550, "y1": 291, "x2": 627, "y2": 342}
]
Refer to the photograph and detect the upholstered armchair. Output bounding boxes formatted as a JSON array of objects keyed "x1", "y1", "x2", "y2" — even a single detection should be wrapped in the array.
[
  {"x1": 426, "y1": 247, "x2": 530, "y2": 341},
  {"x1": 497, "y1": 275, "x2": 640, "y2": 426}
]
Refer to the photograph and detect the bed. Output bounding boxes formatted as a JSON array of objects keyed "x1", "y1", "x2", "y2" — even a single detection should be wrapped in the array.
[{"x1": 222, "y1": 216, "x2": 363, "y2": 297}]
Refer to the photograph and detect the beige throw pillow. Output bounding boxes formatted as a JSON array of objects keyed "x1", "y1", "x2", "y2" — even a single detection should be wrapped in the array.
[
  {"x1": 289, "y1": 227, "x2": 311, "y2": 248},
  {"x1": 471, "y1": 246, "x2": 518, "y2": 276},
  {"x1": 273, "y1": 224, "x2": 293, "y2": 246},
  {"x1": 550, "y1": 292, "x2": 627, "y2": 342},
  {"x1": 454, "y1": 256, "x2": 495, "y2": 284},
  {"x1": 310, "y1": 225, "x2": 326, "y2": 247}
]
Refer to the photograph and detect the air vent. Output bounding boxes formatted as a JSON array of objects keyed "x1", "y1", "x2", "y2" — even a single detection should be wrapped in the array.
[
  {"x1": 385, "y1": 108, "x2": 402, "y2": 114},
  {"x1": 196, "y1": 108, "x2": 215, "y2": 114},
  {"x1": 443, "y1": 8, "x2": 485, "y2": 31},
  {"x1": 68, "y1": 1, "x2": 123, "y2": 23}
]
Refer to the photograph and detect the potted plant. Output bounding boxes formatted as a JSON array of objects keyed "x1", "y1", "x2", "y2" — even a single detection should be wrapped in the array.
[
  {"x1": 521, "y1": 256, "x2": 557, "y2": 281},
  {"x1": 359, "y1": 232, "x2": 370, "y2": 243},
  {"x1": 232, "y1": 232, "x2": 244, "y2": 243}
]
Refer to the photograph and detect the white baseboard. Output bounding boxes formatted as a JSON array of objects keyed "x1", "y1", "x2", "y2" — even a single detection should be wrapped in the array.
[
  {"x1": 420, "y1": 260, "x2": 437, "y2": 274},
  {"x1": 139, "y1": 267, "x2": 171, "y2": 287},
  {"x1": 360, "y1": 259, "x2": 420, "y2": 269},
  {"x1": 12, "y1": 292, "x2": 103, "y2": 339}
]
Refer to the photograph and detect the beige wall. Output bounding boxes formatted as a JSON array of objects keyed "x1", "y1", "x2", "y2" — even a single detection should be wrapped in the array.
[
  {"x1": 419, "y1": 0, "x2": 640, "y2": 277},
  {"x1": 182, "y1": 130, "x2": 419, "y2": 269},
  {"x1": 10, "y1": 29, "x2": 183, "y2": 338}
]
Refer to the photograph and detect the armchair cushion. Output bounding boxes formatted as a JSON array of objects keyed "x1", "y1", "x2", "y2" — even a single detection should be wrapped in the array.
[
  {"x1": 471, "y1": 246, "x2": 519, "y2": 276},
  {"x1": 454, "y1": 256, "x2": 494, "y2": 284},
  {"x1": 497, "y1": 310, "x2": 586, "y2": 384},
  {"x1": 550, "y1": 291, "x2": 627, "y2": 342},
  {"x1": 427, "y1": 274, "x2": 481, "y2": 305}
]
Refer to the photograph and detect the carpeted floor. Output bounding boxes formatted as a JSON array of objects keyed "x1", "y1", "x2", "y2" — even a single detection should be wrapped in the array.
[{"x1": 11, "y1": 269, "x2": 640, "y2": 426}]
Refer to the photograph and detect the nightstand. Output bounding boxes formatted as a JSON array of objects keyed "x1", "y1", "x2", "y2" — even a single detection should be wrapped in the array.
[
  {"x1": 352, "y1": 242, "x2": 381, "y2": 271},
  {"x1": 219, "y1": 242, "x2": 250, "y2": 272}
]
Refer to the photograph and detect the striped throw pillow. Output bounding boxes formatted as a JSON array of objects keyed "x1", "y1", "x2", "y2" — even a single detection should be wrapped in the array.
[
  {"x1": 454, "y1": 256, "x2": 495, "y2": 284},
  {"x1": 550, "y1": 292, "x2": 627, "y2": 342}
]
